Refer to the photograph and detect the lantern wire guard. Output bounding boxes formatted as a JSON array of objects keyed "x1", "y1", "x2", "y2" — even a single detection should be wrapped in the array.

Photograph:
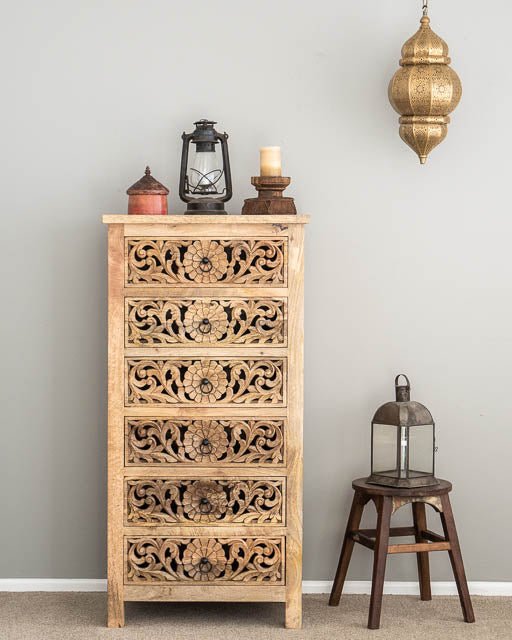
[{"x1": 388, "y1": 0, "x2": 462, "y2": 164}]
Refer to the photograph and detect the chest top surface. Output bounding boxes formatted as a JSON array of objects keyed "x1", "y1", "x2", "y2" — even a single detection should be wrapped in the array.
[{"x1": 102, "y1": 214, "x2": 310, "y2": 225}]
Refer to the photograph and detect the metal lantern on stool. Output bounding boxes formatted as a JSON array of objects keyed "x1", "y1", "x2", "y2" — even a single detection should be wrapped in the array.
[
  {"x1": 179, "y1": 119, "x2": 232, "y2": 214},
  {"x1": 367, "y1": 375, "x2": 438, "y2": 488}
]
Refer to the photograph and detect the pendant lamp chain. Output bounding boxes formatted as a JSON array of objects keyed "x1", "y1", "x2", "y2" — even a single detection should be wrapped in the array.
[{"x1": 422, "y1": 0, "x2": 428, "y2": 16}]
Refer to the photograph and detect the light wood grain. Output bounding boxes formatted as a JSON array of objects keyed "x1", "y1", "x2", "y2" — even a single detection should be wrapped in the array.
[
  {"x1": 123, "y1": 287, "x2": 290, "y2": 298},
  {"x1": 123, "y1": 347, "x2": 289, "y2": 357},
  {"x1": 107, "y1": 224, "x2": 125, "y2": 628},
  {"x1": 284, "y1": 224, "x2": 305, "y2": 629},
  {"x1": 103, "y1": 214, "x2": 310, "y2": 224},
  {"x1": 104, "y1": 215, "x2": 308, "y2": 629},
  {"x1": 122, "y1": 525, "x2": 287, "y2": 537},
  {"x1": 124, "y1": 467, "x2": 288, "y2": 478},
  {"x1": 121, "y1": 406, "x2": 289, "y2": 418},
  {"x1": 124, "y1": 584, "x2": 287, "y2": 602}
]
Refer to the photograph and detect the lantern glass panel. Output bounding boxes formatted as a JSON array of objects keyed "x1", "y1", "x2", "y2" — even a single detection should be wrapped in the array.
[
  {"x1": 372, "y1": 423, "x2": 398, "y2": 478},
  {"x1": 408, "y1": 424, "x2": 434, "y2": 478},
  {"x1": 187, "y1": 146, "x2": 225, "y2": 197}
]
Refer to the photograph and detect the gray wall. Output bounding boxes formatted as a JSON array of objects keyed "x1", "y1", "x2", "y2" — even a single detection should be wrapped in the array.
[{"x1": 2, "y1": 0, "x2": 511, "y2": 582}]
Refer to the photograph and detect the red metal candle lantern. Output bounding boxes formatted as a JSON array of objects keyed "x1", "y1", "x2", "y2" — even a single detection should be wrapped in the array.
[{"x1": 126, "y1": 166, "x2": 169, "y2": 215}]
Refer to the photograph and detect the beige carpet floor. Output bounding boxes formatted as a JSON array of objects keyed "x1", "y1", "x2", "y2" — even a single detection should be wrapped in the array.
[{"x1": 0, "y1": 593, "x2": 511, "y2": 640}]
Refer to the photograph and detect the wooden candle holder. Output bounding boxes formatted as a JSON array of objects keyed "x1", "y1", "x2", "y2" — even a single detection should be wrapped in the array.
[{"x1": 241, "y1": 176, "x2": 297, "y2": 215}]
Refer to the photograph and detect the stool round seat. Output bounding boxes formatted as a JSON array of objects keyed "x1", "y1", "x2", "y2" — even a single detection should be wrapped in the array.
[{"x1": 352, "y1": 477, "x2": 452, "y2": 497}]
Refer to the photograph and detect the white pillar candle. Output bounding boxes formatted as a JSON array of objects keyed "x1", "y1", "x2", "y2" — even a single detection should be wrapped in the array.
[{"x1": 260, "y1": 146, "x2": 282, "y2": 177}]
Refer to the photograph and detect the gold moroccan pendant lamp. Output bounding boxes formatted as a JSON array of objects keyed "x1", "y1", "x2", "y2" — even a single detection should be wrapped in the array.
[{"x1": 388, "y1": 0, "x2": 462, "y2": 164}]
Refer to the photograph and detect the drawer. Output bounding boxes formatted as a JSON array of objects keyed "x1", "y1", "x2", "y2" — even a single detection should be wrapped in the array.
[
  {"x1": 125, "y1": 477, "x2": 285, "y2": 525},
  {"x1": 125, "y1": 418, "x2": 285, "y2": 466},
  {"x1": 125, "y1": 237, "x2": 287, "y2": 287},
  {"x1": 125, "y1": 357, "x2": 286, "y2": 406},
  {"x1": 125, "y1": 536, "x2": 284, "y2": 584},
  {"x1": 125, "y1": 297, "x2": 286, "y2": 346}
]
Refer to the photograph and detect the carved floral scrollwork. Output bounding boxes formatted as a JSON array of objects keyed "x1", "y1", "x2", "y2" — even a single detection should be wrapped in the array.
[
  {"x1": 125, "y1": 418, "x2": 285, "y2": 465},
  {"x1": 126, "y1": 478, "x2": 284, "y2": 524},
  {"x1": 126, "y1": 537, "x2": 283, "y2": 583},
  {"x1": 126, "y1": 238, "x2": 286, "y2": 286},
  {"x1": 126, "y1": 358, "x2": 285, "y2": 405},
  {"x1": 126, "y1": 298, "x2": 285, "y2": 346}
]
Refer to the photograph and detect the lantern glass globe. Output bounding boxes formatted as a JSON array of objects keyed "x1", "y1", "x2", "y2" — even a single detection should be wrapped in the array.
[{"x1": 187, "y1": 147, "x2": 224, "y2": 195}]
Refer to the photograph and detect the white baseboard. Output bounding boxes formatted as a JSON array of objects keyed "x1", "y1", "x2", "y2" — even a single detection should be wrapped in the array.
[
  {"x1": 0, "y1": 579, "x2": 511, "y2": 596},
  {"x1": 0, "y1": 579, "x2": 107, "y2": 592},
  {"x1": 303, "y1": 580, "x2": 512, "y2": 596}
]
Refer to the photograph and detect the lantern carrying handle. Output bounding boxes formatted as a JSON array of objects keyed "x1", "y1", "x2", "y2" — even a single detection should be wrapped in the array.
[
  {"x1": 395, "y1": 374, "x2": 411, "y2": 402},
  {"x1": 395, "y1": 374, "x2": 410, "y2": 388}
]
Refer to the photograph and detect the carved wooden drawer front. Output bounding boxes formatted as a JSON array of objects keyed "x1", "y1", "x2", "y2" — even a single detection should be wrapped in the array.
[
  {"x1": 125, "y1": 298, "x2": 286, "y2": 346},
  {"x1": 125, "y1": 536, "x2": 284, "y2": 584},
  {"x1": 126, "y1": 237, "x2": 287, "y2": 287},
  {"x1": 125, "y1": 418, "x2": 285, "y2": 466},
  {"x1": 125, "y1": 477, "x2": 284, "y2": 525},
  {"x1": 126, "y1": 357, "x2": 286, "y2": 406}
]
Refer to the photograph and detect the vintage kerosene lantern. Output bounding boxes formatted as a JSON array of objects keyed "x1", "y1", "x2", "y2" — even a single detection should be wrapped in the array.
[
  {"x1": 179, "y1": 119, "x2": 232, "y2": 214},
  {"x1": 367, "y1": 375, "x2": 438, "y2": 488}
]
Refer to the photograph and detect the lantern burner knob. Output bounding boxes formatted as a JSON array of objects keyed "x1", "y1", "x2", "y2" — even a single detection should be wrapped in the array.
[{"x1": 395, "y1": 374, "x2": 411, "y2": 402}]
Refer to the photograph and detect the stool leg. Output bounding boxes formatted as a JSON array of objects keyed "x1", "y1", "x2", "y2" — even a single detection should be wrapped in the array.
[
  {"x1": 329, "y1": 491, "x2": 366, "y2": 606},
  {"x1": 440, "y1": 494, "x2": 475, "y2": 623},
  {"x1": 368, "y1": 495, "x2": 392, "y2": 630},
  {"x1": 412, "y1": 502, "x2": 432, "y2": 601}
]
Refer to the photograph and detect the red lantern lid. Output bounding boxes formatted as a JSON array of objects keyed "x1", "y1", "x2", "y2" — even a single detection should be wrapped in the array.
[{"x1": 126, "y1": 166, "x2": 169, "y2": 195}]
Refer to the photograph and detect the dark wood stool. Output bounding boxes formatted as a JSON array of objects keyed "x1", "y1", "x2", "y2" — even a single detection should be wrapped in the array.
[{"x1": 329, "y1": 478, "x2": 475, "y2": 629}]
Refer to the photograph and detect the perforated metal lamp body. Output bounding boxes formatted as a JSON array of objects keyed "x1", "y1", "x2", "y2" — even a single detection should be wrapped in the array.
[
  {"x1": 367, "y1": 375, "x2": 439, "y2": 488},
  {"x1": 179, "y1": 119, "x2": 232, "y2": 214},
  {"x1": 388, "y1": 1, "x2": 462, "y2": 164}
]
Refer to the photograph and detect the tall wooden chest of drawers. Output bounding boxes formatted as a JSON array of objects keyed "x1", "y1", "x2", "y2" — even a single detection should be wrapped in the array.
[{"x1": 103, "y1": 214, "x2": 309, "y2": 628}]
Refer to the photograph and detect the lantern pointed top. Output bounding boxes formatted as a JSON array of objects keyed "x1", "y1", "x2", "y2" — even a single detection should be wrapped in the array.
[{"x1": 400, "y1": 15, "x2": 451, "y2": 66}]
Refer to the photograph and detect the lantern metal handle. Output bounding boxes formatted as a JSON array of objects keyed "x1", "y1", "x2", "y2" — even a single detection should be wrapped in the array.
[
  {"x1": 395, "y1": 374, "x2": 411, "y2": 402},
  {"x1": 395, "y1": 374, "x2": 410, "y2": 388}
]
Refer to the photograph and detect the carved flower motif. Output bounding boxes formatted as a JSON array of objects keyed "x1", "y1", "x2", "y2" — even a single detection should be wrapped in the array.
[
  {"x1": 184, "y1": 360, "x2": 228, "y2": 403},
  {"x1": 183, "y1": 301, "x2": 229, "y2": 343},
  {"x1": 183, "y1": 420, "x2": 229, "y2": 462},
  {"x1": 183, "y1": 481, "x2": 228, "y2": 523},
  {"x1": 182, "y1": 240, "x2": 228, "y2": 284},
  {"x1": 183, "y1": 538, "x2": 227, "y2": 581}
]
